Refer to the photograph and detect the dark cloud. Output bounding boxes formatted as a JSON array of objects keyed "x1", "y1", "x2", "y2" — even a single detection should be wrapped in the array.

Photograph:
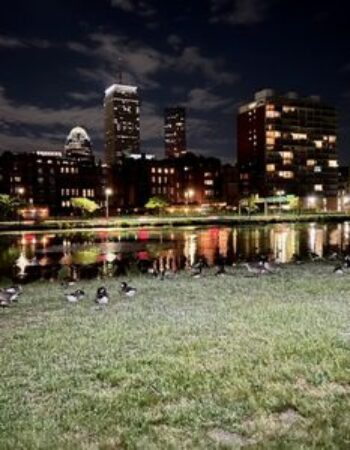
[
  {"x1": 210, "y1": 0, "x2": 270, "y2": 25},
  {"x1": 0, "y1": 35, "x2": 52, "y2": 49}
]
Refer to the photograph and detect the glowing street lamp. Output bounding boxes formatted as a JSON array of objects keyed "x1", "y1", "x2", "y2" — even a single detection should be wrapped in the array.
[
  {"x1": 18, "y1": 186, "x2": 25, "y2": 197},
  {"x1": 105, "y1": 187, "x2": 113, "y2": 220},
  {"x1": 185, "y1": 188, "x2": 194, "y2": 205},
  {"x1": 307, "y1": 196, "x2": 317, "y2": 209},
  {"x1": 17, "y1": 187, "x2": 25, "y2": 226},
  {"x1": 341, "y1": 193, "x2": 350, "y2": 212}
]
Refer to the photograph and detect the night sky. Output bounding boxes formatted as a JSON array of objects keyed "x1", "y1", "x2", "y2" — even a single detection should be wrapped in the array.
[{"x1": 1, "y1": 0, "x2": 350, "y2": 163}]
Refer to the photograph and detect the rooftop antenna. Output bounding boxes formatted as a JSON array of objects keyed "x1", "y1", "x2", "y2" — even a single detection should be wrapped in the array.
[{"x1": 117, "y1": 57, "x2": 123, "y2": 84}]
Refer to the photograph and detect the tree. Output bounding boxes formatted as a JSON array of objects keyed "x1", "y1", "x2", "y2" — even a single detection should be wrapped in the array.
[
  {"x1": 145, "y1": 196, "x2": 169, "y2": 215},
  {"x1": 0, "y1": 194, "x2": 20, "y2": 220},
  {"x1": 239, "y1": 195, "x2": 259, "y2": 216},
  {"x1": 287, "y1": 195, "x2": 300, "y2": 213},
  {"x1": 70, "y1": 197, "x2": 100, "y2": 216}
]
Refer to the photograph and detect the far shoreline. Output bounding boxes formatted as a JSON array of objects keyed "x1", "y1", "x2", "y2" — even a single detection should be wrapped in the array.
[{"x1": 1, "y1": 212, "x2": 350, "y2": 233}]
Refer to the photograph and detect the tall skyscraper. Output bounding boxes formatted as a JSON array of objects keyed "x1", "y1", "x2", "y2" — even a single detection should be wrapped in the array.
[
  {"x1": 237, "y1": 89, "x2": 339, "y2": 210},
  {"x1": 164, "y1": 107, "x2": 187, "y2": 158},
  {"x1": 64, "y1": 126, "x2": 94, "y2": 163},
  {"x1": 104, "y1": 83, "x2": 140, "y2": 165}
]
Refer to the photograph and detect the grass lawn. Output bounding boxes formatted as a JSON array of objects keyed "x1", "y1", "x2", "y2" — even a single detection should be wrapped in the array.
[{"x1": 1, "y1": 263, "x2": 350, "y2": 449}]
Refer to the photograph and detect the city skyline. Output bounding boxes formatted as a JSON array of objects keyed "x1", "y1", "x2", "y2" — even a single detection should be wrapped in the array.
[{"x1": 0, "y1": 0, "x2": 350, "y2": 163}]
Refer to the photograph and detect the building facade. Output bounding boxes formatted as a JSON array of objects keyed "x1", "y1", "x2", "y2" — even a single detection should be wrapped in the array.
[
  {"x1": 110, "y1": 152, "x2": 222, "y2": 211},
  {"x1": 104, "y1": 83, "x2": 140, "y2": 166},
  {"x1": 0, "y1": 126, "x2": 104, "y2": 215},
  {"x1": 164, "y1": 107, "x2": 187, "y2": 158},
  {"x1": 237, "y1": 89, "x2": 339, "y2": 209}
]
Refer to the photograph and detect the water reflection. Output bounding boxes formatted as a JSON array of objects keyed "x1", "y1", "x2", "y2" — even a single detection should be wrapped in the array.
[{"x1": 1, "y1": 222, "x2": 350, "y2": 283}]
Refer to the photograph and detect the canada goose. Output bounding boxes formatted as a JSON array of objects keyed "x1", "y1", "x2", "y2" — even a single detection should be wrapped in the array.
[
  {"x1": 327, "y1": 251, "x2": 339, "y2": 261},
  {"x1": 120, "y1": 282, "x2": 137, "y2": 297},
  {"x1": 95, "y1": 287, "x2": 109, "y2": 305},
  {"x1": 333, "y1": 265, "x2": 344, "y2": 275},
  {"x1": 242, "y1": 262, "x2": 268, "y2": 276},
  {"x1": 0, "y1": 292, "x2": 12, "y2": 308},
  {"x1": 1, "y1": 285, "x2": 22, "y2": 303},
  {"x1": 215, "y1": 265, "x2": 226, "y2": 276},
  {"x1": 263, "y1": 261, "x2": 281, "y2": 273},
  {"x1": 291, "y1": 253, "x2": 303, "y2": 265},
  {"x1": 190, "y1": 266, "x2": 202, "y2": 279},
  {"x1": 308, "y1": 251, "x2": 321, "y2": 261}
]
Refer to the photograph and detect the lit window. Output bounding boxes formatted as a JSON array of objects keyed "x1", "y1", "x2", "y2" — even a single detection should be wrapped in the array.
[
  {"x1": 151, "y1": 167, "x2": 156, "y2": 173},
  {"x1": 204, "y1": 179, "x2": 214, "y2": 185},
  {"x1": 307, "y1": 159, "x2": 316, "y2": 167},
  {"x1": 291, "y1": 133, "x2": 307, "y2": 140},
  {"x1": 266, "y1": 110, "x2": 280, "y2": 118},
  {"x1": 314, "y1": 184, "x2": 323, "y2": 192},
  {"x1": 282, "y1": 106, "x2": 296, "y2": 113},
  {"x1": 314, "y1": 166, "x2": 322, "y2": 172},
  {"x1": 278, "y1": 171, "x2": 294, "y2": 178},
  {"x1": 314, "y1": 140, "x2": 323, "y2": 149},
  {"x1": 328, "y1": 160, "x2": 338, "y2": 168},
  {"x1": 266, "y1": 164, "x2": 275, "y2": 172},
  {"x1": 279, "y1": 151, "x2": 293, "y2": 159},
  {"x1": 324, "y1": 135, "x2": 336, "y2": 143},
  {"x1": 266, "y1": 130, "x2": 281, "y2": 138}
]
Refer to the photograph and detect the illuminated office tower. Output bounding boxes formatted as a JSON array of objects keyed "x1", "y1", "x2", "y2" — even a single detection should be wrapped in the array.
[
  {"x1": 164, "y1": 106, "x2": 187, "y2": 158},
  {"x1": 104, "y1": 83, "x2": 140, "y2": 165}
]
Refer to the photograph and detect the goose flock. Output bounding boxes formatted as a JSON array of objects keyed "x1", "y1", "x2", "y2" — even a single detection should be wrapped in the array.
[{"x1": 1, "y1": 249, "x2": 350, "y2": 309}]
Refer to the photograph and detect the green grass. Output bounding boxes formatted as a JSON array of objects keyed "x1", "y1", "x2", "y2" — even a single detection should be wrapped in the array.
[{"x1": 1, "y1": 263, "x2": 350, "y2": 449}]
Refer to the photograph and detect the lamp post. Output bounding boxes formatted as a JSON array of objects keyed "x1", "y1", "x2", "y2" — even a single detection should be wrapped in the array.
[
  {"x1": 184, "y1": 188, "x2": 194, "y2": 215},
  {"x1": 307, "y1": 195, "x2": 316, "y2": 210},
  {"x1": 105, "y1": 187, "x2": 113, "y2": 220},
  {"x1": 340, "y1": 193, "x2": 350, "y2": 212},
  {"x1": 17, "y1": 187, "x2": 25, "y2": 226},
  {"x1": 185, "y1": 188, "x2": 194, "y2": 205}
]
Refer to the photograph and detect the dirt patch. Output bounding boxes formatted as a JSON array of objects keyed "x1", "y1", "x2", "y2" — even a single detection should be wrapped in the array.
[
  {"x1": 242, "y1": 407, "x2": 301, "y2": 440},
  {"x1": 207, "y1": 428, "x2": 255, "y2": 448},
  {"x1": 295, "y1": 378, "x2": 350, "y2": 398}
]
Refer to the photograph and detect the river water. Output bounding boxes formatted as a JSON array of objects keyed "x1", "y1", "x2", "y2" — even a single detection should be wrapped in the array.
[{"x1": 0, "y1": 222, "x2": 349, "y2": 282}]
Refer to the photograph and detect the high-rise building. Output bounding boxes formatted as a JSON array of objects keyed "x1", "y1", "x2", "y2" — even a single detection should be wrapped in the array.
[
  {"x1": 104, "y1": 83, "x2": 140, "y2": 165},
  {"x1": 237, "y1": 89, "x2": 339, "y2": 210},
  {"x1": 64, "y1": 126, "x2": 94, "y2": 163},
  {"x1": 164, "y1": 107, "x2": 187, "y2": 158}
]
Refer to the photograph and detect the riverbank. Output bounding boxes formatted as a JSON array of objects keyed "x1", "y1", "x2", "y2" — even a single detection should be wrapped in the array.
[
  {"x1": 1, "y1": 212, "x2": 350, "y2": 233},
  {"x1": 1, "y1": 263, "x2": 350, "y2": 448}
]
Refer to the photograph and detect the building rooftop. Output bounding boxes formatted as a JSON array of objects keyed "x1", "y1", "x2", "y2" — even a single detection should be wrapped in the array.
[{"x1": 104, "y1": 83, "x2": 138, "y2": 97}]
